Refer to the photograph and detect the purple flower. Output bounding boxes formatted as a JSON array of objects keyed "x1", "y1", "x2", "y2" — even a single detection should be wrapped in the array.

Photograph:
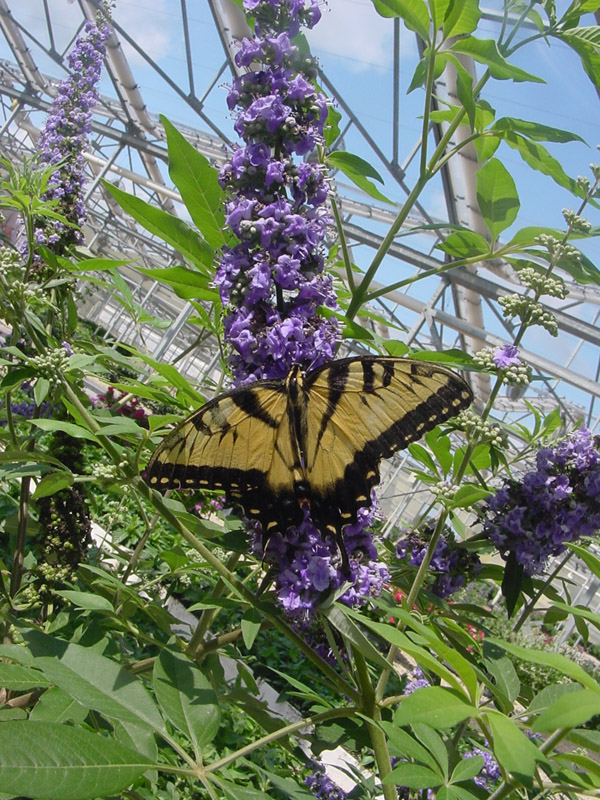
[
  {"x1": 484, "y1": 428, "x2": 600, "y2": 576},
  {"x1": 465, "y1": 747, "x2": 501, "y2": 789},
  {"x1": 395, "y1": 528, "x2": 482, "y2": 599},
  {"x1": 33, "y1": 20, "x2": 110, "y2": 252},
  {"x1": 493, "y1": 344, "x2": 520, "y2": 368},
  {"x1": 304, "y1": 760, "x2": 347, "y2": 800}
]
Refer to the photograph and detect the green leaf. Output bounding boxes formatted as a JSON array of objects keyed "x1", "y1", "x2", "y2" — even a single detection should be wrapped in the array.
[
  {"x1": 476, "y1": 158, "x2": 520, "y2": 242},
  {"x1": 558, "y1": 31, "x2": 600, "y2": 91},
  {"x1": 0, "y1": 366, "x2": 36, "y2": 389},
  {"x1": 153, "y1": 649, "x2": 220, "y2": 755},
  {"x1": 436, "y1": 229, "x2": 490, "y2": 259},
  {"x1": 492, "y1": 116, "x2": 585, "y2": 144},
  {"x1": 31, "y1": 472, "x2": 74, "y2": 499},
  {"x1": 60, "y1": 591, "x2": 114, "y2": 612},
  {"x1": 136, "y1": 265, "x2": 218, "y2": 302},
  {"x1": 0, "y1": 721, "x2": 152, "y2": 800},
  {"x1": 528, "y1": 682, "x2": 586, "y2": 713},
  {"x1": 328, "y1": 151, "x2": 393, "y2": 204},
  {"x1": 485, "y1": 711, "x2": 545, "y2": 779},
  {"x1": 550, "y1": 600, "x2": 600, "y2": 633},
  {"x1": 23, "y1": 631, "x2": 166, "y2": 735},
  {"x1": 568, "y1": 542, "x2": 600, "y2": 578},
  {"x1": 501, "y1": 550, "x2": 524, "y2": 617},
  {"x1": 489, "y1": 637, "x2": 599, "y2": 690},
  {"x1": 29, "y1": 687, "x2": 88, "y2": 724},
  {"x1": 241, "y1": 607, "x2": 262, "y2": 650},
  {"x1": 443, "y1": 0, "x2": 480, "y2": 38},
  {"x1": 447, "y1": 484, "x2": 491, "y2": 509},
  {"x1": 380, "y1": 722, "x2": 441, "y2": 772},
  {"x1": 161, "y1": 115, "x2": 228, "y2": 250},
  {"x1": 450, "y1": 755, "x2": 484, "y2": 783},
  {"x1": 566, "y1": 25, "x2": 600, "y2": 48},
  {"x1": 29, "y1": 419, "x2": 99, "y2": 443},
  {"x1": 483, "y1": 642, "x2": 520, "y2": 706},
  {"x1": 451, "y1": 38, "x2": 545, "y2": 83},
  {"x1": 408, "y1": 443, "x2": 438, "y2": 474},
  {"x1": 346, "y1": 608, "x2": 465, "y2": 692},
  {"x1": 394, "y1": 687, "x2": 476, "y2": 729},
  {"x1": 385, "y1": 763, "x2": 443, "y2": 788},
  {"x1": 321, "y1": 605, "x2": 393, "y2": 670},
  {"x1": 103, "y1": 181, "x2": 214, "y2": 273},
  {"x1": 532, "y1": 687, "x2": 600, "y2": 732},
  {"x1": 412, "y1": 723, "x2": 448, "y2": 778},
  {"x1": 33, "y1": 377, "x2": 50, "y2": 406},
  {"x1": 70, "y1": 256, "x2": 133, "y2": 272},
  {"x1": 371, "y1": 0, "x2": 430, "y2": 41},
  {"x1": 500, "y1": 131, "x2": 581, "y2": 195},
  {"x1": 0, "y1": 664, "x2": 51, "y2": 691}
]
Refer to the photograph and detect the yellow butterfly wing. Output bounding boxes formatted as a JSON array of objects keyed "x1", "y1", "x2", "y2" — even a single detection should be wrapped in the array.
[
  {"x1": 146, "y1": 380, "x2": 305, "y2": 533},
  {"x1": 302, "y1": 356, "x2": 473, "y2": 533}
]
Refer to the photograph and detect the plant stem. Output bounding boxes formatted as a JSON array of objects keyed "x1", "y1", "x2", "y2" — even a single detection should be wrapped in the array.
[
  {"x1": 512, "y1": 551, "x2": 573, "y2": 634},
  {"x1": 206, "y1": 707, "x2": 357, "y2": 773},
  {"x1": 186, "y1": 552, "x2": 241, "y2": 658},
  {"x1": 353, "y1": 647, "x2": 397, "y2": 800}
]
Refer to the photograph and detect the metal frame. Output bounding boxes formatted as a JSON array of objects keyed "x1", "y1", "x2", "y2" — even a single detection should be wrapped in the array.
[{"x1": 0, "y1": 2, "x2": 598, "y2": 480}]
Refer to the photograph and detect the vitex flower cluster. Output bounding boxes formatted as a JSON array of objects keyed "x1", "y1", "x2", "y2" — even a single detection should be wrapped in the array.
[
  {"x1": 395, "y1": 527, "x2": 482, "y2": 599},
  {"x1": 483, "y1": 428, "x2": 600, "y2": 576},
  {"x1": 220, "y1": 0, "x2": 388, "y2": 617},
  {"x1": 215, "y1": 0, "x2": 336, "y2": 384},
  {"x1": 35, "y1": 19, "x2": 110, "y2": 250}
]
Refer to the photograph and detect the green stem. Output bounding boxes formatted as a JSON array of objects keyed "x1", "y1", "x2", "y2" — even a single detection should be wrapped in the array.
[
  {"x1": 353, "y1": 647, "x2": 397, "y2": 800},
  {"x1": 186, "y1": 552, "x2": 242, "y2": 658},
  {"x1": 512, "y1": 551, "x2": 573, "y2": 634},
  {"x1": 206, "y1": 707, "x2": 357, "y2": 773},
  {"x1": 419, "y1": 35, "x2": 438, "y2": 178},
  {"x1": 330, "y1": 195, "x2": 355, "y2": 291},
  {"x1": 10, "y1": 475, "x2": 31, "y2": 599}
]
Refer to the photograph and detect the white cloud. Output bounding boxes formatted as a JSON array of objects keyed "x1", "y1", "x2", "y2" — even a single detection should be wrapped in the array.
[
  {"x1": 306, "y1": 0, "x2": 407, "y2": 72},
  {"x1": 112, "y1": 0, "x2": 176, "y2": 65}
]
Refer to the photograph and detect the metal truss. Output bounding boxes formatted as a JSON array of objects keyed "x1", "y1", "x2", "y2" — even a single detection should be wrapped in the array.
[{"x1": 0, "y1": 0, "x2": 598, "y2": 440}]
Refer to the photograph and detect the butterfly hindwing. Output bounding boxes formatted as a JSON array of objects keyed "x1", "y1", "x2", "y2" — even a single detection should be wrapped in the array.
[{"x1": 303, "y1": 356, "x2": 473, "y2": 530}]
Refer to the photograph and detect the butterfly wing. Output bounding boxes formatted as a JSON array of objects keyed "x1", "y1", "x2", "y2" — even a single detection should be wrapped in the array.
[
  {"x1": 145, "y1": 380, "x2": 305, "y2": 534},
  {"x1": 302, "y1": 356, "x2": 473, "y2": 533}
]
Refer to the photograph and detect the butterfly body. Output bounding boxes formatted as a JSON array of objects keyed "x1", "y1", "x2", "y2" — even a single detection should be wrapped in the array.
[{"x1": 146, "y1": 356, "x2": 473, "y2": 559}]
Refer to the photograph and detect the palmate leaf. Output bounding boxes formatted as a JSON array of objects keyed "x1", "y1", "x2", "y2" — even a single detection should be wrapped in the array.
[
  {"x1": 450, "y1": 38, "x2": 544, "y2": 83},
  {"x1": 328, "y1": 151, "x2": 393, "y2": 204},
  {"x1": 532, "y1": 687, "x2": 600, "y2": 732},
  {"x1": 0, "y1": 721, "x2": 153, "y2": 800},
  {"x1": 370, "y1": 0, "x2": 430, "y2": 41}
]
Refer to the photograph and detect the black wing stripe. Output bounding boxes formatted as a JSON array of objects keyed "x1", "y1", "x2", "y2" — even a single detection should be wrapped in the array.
[{"x1": 231, "y1": 388, "x2": 280, "y2": 428}]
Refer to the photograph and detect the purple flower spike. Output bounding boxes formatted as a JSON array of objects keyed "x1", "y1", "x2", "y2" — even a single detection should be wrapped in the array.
[
  {"x1": 216, "y1": 0, "x2": 388, "y2": 616},
  {"x1": 34, "y1": 20, "x2": 110, "y2": 252}
]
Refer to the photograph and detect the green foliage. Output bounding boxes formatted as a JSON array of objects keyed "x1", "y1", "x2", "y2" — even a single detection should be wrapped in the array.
[{"x1": 1, "y1": 1, "x2": 600, "y2": 798}]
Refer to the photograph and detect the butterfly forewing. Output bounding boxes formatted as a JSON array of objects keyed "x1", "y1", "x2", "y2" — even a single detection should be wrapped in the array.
[
  {"x1": 146, "y1": 381, "x2": 294, "y2": 504},
  {"x1": 303, "y1": 357, "x2": 473, "y2": 528}
]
